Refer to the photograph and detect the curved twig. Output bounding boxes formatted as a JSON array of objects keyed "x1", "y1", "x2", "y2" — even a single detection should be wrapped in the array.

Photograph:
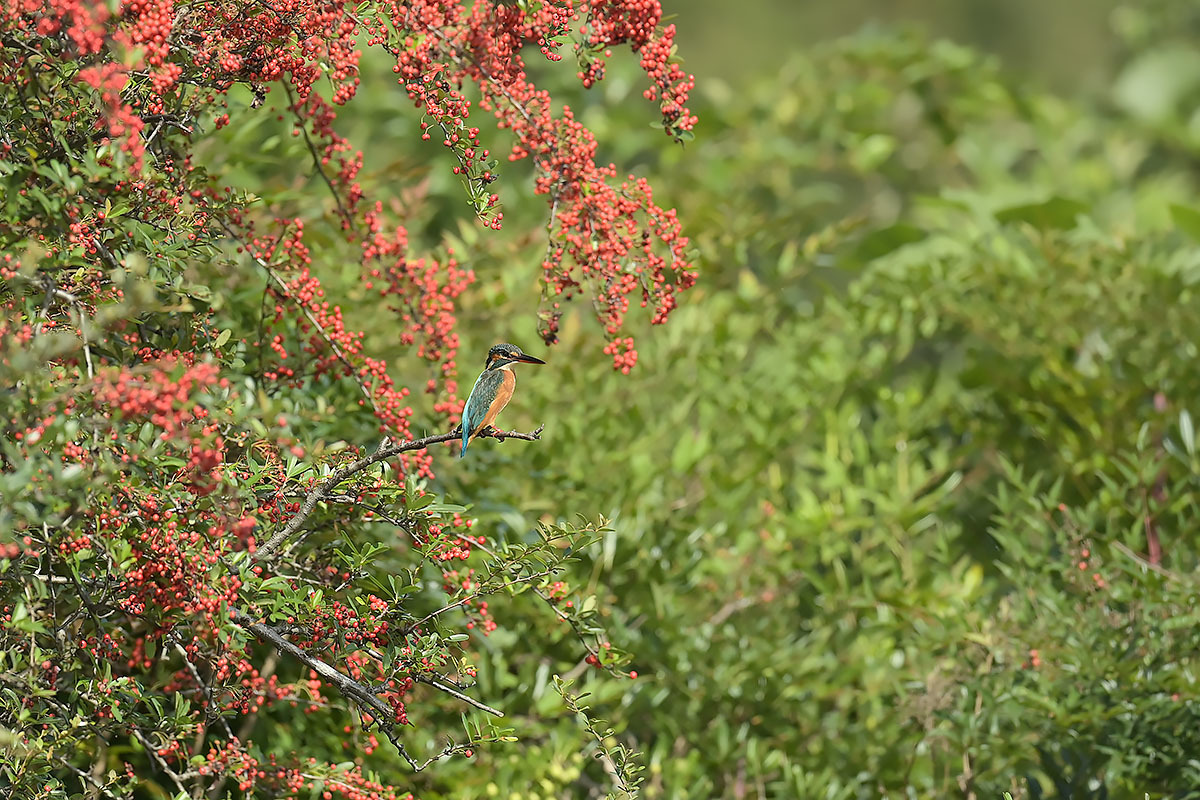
[{"x1": 255, "y1": 424, "x2": 544, "y2": 560}]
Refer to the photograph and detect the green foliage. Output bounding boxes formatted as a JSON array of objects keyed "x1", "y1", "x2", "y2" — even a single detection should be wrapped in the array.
[
  {"x1": 555, "y1": 676, "x2": 646, "y2": 800},
  {"x1": 425, "y1": 22, "x2": 1200, "y2": 800}
]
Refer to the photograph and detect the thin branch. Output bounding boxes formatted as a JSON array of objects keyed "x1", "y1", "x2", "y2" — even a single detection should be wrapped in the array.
[
  {"x1": 53, "y1": 754, "x2": 123, "y2": 800},
  {"x1": 1112, "y1": 540, "x2": 1181, "y2": 582},
  {"x1": 469, "y1": 536, "x2": 612, "y2": 670},
  {"x1": 706, "y1": 595, "x2": 758, "y2": 628},
  {"x1": 230, "y1": 609, "x2": 430, "y2": 771},
  {"x1": 215, "y1": 218, "x2": 381, "y2": 416},
  {"x1": 357, "y1": 643, "x2": 503, "y2": 718},
  {"x1": 255, "y1": 424, "x2": 544, "y2": 560},
  {"x1": 557, "y1": 679, "x2": 643, "y2": 798},
  {"x1": 130, "y1": 727, "x2": 194, "y2": 796},
  {"x1": 167, "y1": 638, "x2": 235, "y2": 737},
  {"x1": 283, "y1": 82, "x2": 355, "y2": 230},
  {"x1": 401, "y1": 564, "x2": 555, "y2": 636},
  {"x1": 415, "y1": 675, "x2": 503, "y2": 718}
]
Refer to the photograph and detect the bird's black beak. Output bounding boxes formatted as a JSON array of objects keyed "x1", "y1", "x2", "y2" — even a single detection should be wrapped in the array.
[{"x1": 515, "y1": 353, "x2": 546, "y2": 365}]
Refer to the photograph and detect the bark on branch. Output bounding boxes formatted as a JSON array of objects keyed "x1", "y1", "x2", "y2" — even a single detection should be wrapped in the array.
[
  {"x1": 229, "y1": 609, "x2": 431, "y2": 770},
  {"x1": 230, "y1": 609, "x2": 504, "y2": 771},
  {"x1": 255, "y1": 424, "x2": 544, "y2": 560}
]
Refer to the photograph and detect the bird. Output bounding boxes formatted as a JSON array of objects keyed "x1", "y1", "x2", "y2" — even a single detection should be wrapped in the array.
[{"x1": 459, "y1": 343, "x2": 545, "y2": 458}]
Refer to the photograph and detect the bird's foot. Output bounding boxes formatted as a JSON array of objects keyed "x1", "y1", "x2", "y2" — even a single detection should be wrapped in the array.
[{"x1": 483, "y1": 425, "x2": 506, "y2": 441}]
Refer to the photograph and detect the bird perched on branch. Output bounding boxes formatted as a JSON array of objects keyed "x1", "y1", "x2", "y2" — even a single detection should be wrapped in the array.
[{"x1": 459, "y1": 343, "x2": 545, "y2": 457}]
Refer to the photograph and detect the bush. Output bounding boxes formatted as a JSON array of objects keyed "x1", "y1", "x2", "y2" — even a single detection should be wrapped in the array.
[{"x1": 440, "y1": 29, "x2": 1200, "y2": 799}]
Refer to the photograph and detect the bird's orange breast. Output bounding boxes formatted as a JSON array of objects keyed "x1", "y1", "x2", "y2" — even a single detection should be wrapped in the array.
[{"x1": 476, "y1": 368, "x2": 515, "y2": 435}]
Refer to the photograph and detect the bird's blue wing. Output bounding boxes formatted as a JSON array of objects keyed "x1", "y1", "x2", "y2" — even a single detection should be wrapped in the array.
[{"x1": 459, "y1": 370, "x2": 493, "y2": 458}]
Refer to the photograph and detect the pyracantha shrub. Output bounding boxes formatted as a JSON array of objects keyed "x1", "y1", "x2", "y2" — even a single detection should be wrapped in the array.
[{"x1": 0, "y1": 0, "x2": 693, "y2": 796}]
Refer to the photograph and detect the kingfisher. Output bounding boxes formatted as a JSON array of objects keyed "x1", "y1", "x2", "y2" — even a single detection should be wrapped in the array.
[{"x1": 459, "y1": 343, "x2": 545, "y2": 458}]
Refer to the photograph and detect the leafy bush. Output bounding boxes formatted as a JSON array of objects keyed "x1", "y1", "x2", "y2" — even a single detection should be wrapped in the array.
[{"x1": 441, "y1": 27, "x2": 1200, "y2": 799}]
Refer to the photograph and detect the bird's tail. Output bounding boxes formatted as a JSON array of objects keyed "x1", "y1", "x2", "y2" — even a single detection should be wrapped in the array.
[{"x1": 459, "y1": 426, "x2": 470, "y2": 458}]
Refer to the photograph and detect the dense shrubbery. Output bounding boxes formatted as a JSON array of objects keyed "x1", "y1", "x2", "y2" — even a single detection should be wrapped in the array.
[
  {"x1": 440, "y1": 25, "x2": 1200, "y2": 800},
  {"x1": 5, "y1": 0, "x2": 1200, "y2": 798}
]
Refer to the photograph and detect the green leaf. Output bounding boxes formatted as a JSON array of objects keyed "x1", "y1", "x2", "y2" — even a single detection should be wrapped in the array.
[
  {"x1": 1170, "y1": 204, "x2": 1200, "y2": 244},
  {"x1": 425, "y1": 502, "x2": 468, "y2": 513},
  {"x1": 854, "y1": 223, "x2": 927, "y2": 262},
  {"x1": 407, "y1": 493, "x2": 434, "y2": 511},
  {"x1": 995, "y1": 197, "x2": 1088, "y2": 231}
]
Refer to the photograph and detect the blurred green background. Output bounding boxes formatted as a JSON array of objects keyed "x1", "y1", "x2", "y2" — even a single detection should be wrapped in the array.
[
  {"x1": 201, "y1": 0, "x2": 1200, "y2": 797},
  {"x1": 665, "y1": 0, "x2": 1123, "y2": 94}
]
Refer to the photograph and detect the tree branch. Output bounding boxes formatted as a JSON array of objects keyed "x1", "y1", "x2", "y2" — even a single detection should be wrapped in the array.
[
  {"x1": 255, "y1": 424, "x2": 544, "y2": 560},
  {"x1": 400, "y1": 564, "x2": 555, "y2": 637},
  {"x1": 466, "y1": 536, "x2": 616, "y2": 672},
  {"x1": 357, "y1": 643, "x2": 504, "y2": 718},
  {"x1": 229, "y1": 609, "x2": 422, "y2": 769},
  {"x1": 283, "y1": 82, "x2": 355, "y2": 231},
  {"x1": 230, "y1": 610, "x2": 500, "y2": 769},
  {"x1": 216, "y1": 218, "x2": 383, "y2": 418},
  {"x1": 130, "y1": 727, "x2": 194, "y2": 797},
  {"x1": 415, "y1": 674, "x2": 503, "y2": 718}
]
